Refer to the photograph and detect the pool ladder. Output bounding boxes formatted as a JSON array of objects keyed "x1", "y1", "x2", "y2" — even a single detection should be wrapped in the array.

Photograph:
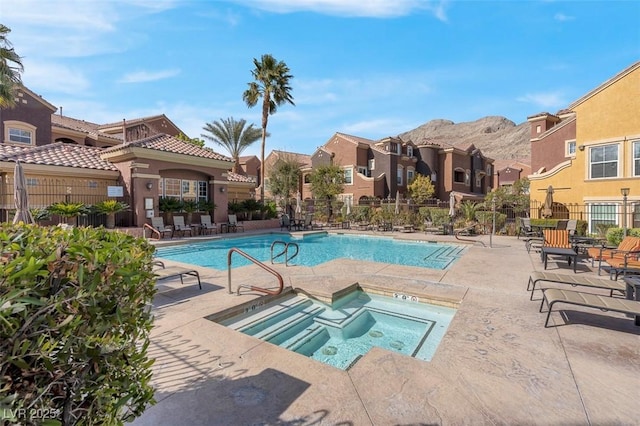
[
  {"x1": 270, "y1": 240, "x2": 299, "y2": 266},
  {"x1": 227, "y1": 248, "x2": 284, "y2": 296}
]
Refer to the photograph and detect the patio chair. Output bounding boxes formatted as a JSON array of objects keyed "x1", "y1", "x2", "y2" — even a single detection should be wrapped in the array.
[
  {"x1": 603, "y1": 250, "x2": 640, "y2": 280},
  {"x1": 586, "y1": 236, "x2": 640, "y2": 275},
  {"x1": 518, "y1": 217, "x2": 537, "y2": 240},
  {"x1": 542, "y1": 229, "x2": 572, "y2": 249},
  {"x1": 200, "y1": 215, "x2": 217, "y2": 235},
  {"x1": 173, "y1": 216, "x2": 192, "y2": 237},
  {"x1": 146, "y1": 216, "x2": 173, "y2": 239},
  {"x1": 280, "y1": 214, "x2": 291, "y2": 231},
  {"x1": 302, "y1": 213, "x2": 313, "y2": 230},
  {"x1": 540, "y1": 287, "x2": 640, "y2": 328},
  {"x1": 566, "y1": 219, "x2": 577, "y2": 236},
  {"x1": 228, "y1": 214, "x2": 244, "y2": 232}
]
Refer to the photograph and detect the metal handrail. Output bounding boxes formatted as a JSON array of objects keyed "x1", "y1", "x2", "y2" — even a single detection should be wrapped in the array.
[
  {"x1": 270, "y1": 240, "x2": 299, "y2": 266},
  {"x1": 142, "y1": 223, "x2": 160, "y2": 240},
  {"x1": 227, "y1": 248, "x2": 284, "y2": 295},
  {"x1": 454, "y1": 224, "x2": 486, "y2": 247}
]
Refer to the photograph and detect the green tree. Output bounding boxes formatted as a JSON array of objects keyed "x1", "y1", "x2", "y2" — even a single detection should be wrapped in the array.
[
  {"x1": 268, "y1": 155, "x2": 302, "y2": 215},
  {"x1": 0, "y1": 25, "x2": 24, "y2": 108},
  {"x1": 201, "y1": 117, "x2": 263, "y2": 173},
  {"x1": 485, "y1": 177, "x2": 530, "y2": 216},
  {"x1": 407, "y1": 173, "x2": 435, "y2": 204},
  {"x1": 176, "y1": 132, "x2": 205, "y2": 148},
  {"x1": 243, "y1": 54, "x2": 295, "y2": 202},
  {"x1": 309, "y1": 165, "x2": 345, "y2": 220}
]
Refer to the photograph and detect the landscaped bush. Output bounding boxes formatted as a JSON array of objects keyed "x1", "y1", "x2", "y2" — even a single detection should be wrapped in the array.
[
  {"x1": 605, "y1": 227, "x2": 640, "y2": 246},
  {"x1": 0, "y1": 224, "x2": 157, "y2": 425}
]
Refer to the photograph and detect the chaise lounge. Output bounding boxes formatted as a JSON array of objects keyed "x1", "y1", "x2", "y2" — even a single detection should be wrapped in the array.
[
  {"x1": 153, "y1": 260, "x2": 202, "y2": 289},
  {"x1": 540, "y1": 287, "x2": 640, "y2": 328},
  {"x1": 527, "y1": 271, "x2": 626, "y2": 300}
]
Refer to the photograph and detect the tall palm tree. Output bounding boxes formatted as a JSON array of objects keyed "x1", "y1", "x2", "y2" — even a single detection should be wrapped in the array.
[
  {"x1": 201, "y1": 117, "x2": 263, "y2": 173},
  {"x1": 243, "y1": 54, "x2": 295, "y2": 202},
  {"x1": 0, "y1": 25, "x2": 24, "y2": 108}
]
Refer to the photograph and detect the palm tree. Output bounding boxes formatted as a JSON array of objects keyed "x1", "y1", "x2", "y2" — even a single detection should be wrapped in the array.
[
  {"x1": 243, "y1": 54, "x2": 295, "y2": 202},
  {"x1": 0, "y1": 25, "x2": 24, "y2": 108},
  {"x1": 201, "y1": 117, "x2": 263, "y2": 173}
]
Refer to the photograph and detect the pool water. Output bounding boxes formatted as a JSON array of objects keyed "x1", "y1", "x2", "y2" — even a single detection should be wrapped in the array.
[
  {"x1": 155, "y1": 233, "x2": 465, "y2": 270},
  {"x1": 213, "y1": 290, "x2": 455, "y2": 370}
]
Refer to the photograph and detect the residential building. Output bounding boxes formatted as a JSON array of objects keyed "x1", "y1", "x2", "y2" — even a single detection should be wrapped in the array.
[
  {"x1": 528, "y1": 61, "x2": 640, "y2": 232},
  {"x1": 0, "y1": 86, "x2": 235, "y2": 227},
  {"x1": 305, "y1": 132, "x2": 494, "y2": 204},
  {"x1": 261, "y1": 150, "x2": 311, "y2": 201},
  {"x1": 493, "y1": 159, "x2": 532, "y2": 188}
]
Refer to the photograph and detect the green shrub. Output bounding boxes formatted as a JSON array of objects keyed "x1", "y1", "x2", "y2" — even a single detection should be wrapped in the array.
[
  {"x1": 429, "y1": 208, "x2": 451, "y2": 226},
  {"x1": 605, "y1": 227, "x2": 640, "y2": 246},
  {"x1": 0, "y1": 224, "x2": 157, "y2": 424}
]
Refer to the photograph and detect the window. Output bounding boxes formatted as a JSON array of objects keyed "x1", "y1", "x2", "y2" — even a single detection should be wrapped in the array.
[
  {"x1": 397, "y1": 167, "x2": 403, "y2": 186},
  {"x1": 407, "y1": 169, "x2": 414, "y2": 183},
  {"x1": 9, "y1": 128, "x2": 32, "y2": 144},
  {"x1": 407, "y1": 146, "x2": 413, "y2": 157},
  {"x1": 566, "y1": 140, "x2": 576, "y2": 157},
  {"x1": 536, "y1": 125, "x2": 541, "y2": 134},
  {"x1": 344, "y1": 168, "x2": 353, "y2": 184},
  {"x1": 26, "y1": 178, "x2": 38, "y2": 186},
  {"x1": 88, "y1": 181, "x2": 98, "y2": 189},
  {"x1": 162, "y1": 178, "x2": 208, "y2": 202},
  {"x1": 303, "y1": 174, "x2": 311, "y2": 184},
  {"x1": 589, "y1": 145, "x2": 618, "y2": 179},
  {"x1": 634, "y1": 141, "x2": 640, "y2": 176},
  {"x1": 357, "y1": 166, "x2": 368, "y2": 176},
  {"x1": 368, "y1": 159, "x2": 375, "y2": 170},
  {"x1": 454, "y1": 170, "x2": 465, "y2": 183},
  {"x1": 589, "y1": 204, "x2": 617, "y2": 233}
]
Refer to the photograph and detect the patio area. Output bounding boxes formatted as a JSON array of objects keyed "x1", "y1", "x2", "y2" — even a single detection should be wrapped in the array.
[{"x1": 132, "y1": 230, "x2": 639, "y2": 425}]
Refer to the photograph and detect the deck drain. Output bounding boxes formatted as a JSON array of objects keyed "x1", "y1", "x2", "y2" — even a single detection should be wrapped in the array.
[
  {"x1": 322, "y1": 346, "x2": 338, "y2": 356},
  {"x1": 369, "y1": 330, "x2": 384, "y2": 338},
  {"x1": 390, "y1": 340, "x2": 405, "y2": 350}
]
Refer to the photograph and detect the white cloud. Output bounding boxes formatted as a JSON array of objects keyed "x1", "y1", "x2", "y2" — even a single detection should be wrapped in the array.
[
  {"x1": 22, "y1": 61, "x2": 91, "y2": 95},
  {"x1": 231, "y1": 0, "x2": 449, "y2": 20},
  {"x1": 554, "y1": 12, "x2": 575, "y2": 22},
  {"x1": 516, "y1": 91, "x2": 567, "y2": 109},
  {"x1": 118, "y1": 69, "x2": 181, "y2": 84}
]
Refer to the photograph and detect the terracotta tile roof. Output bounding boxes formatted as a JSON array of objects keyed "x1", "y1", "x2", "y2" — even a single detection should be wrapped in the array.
[
  {"x1": 0, "y1": 143, "x2": 118, "y2": 171},
  {"x1": 101, "y1": 133, "x2": 233, "y2": 162},
  {"x1": 227, "y1": 171, "x2": 256, "y2": 183},
  {"x1": 333, "y1": 132, "x2": 389, "y2": 154},
  {"x1": 268, "y1": 150, "x2": 311, "y2": 167},
  {"x1": 98, "y1": 114, "x2": 167, "y2": 129},
  {"x1": 52, "y1": 114, "x2": 123, "y2": 141}
]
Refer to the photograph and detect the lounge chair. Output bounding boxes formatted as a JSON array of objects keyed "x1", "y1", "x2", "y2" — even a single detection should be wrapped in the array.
[
  {"x1": 280, "y1": 214, "x2": 291, "y2": 231},
  {"x1": 586, "y1": 236, "x2": 640, "y2": 275},
  {"x1": 153, "y1": 260, "x2": 202, "y2": 289},
  {"x1": 527, "y1": 271, "x2": 626, "y2": 300},
  {"x1": 227, "y1": 214, "x2": 244, "y2": 232},
  {"x1": 566, "y1": 219, "x2": 577, "y2": 236},
  {"x1": 603, "y1": 251, "x2": 640, "y2": 280},
  {"x1": 540, "y1": 287, "x2": 640, "y2": 327},
  {"x1": 200, "y1": 215, "x2": 217, "y2": 235},
  {"x1": 173, "y1": 216, "x2": 192, "y2": 237},
  {"x1": 145, "y1": 217, "x2": 173, "y2": 239},
  {"x1": 518, "y1": 217, "x2": 538, "y2": 239}
]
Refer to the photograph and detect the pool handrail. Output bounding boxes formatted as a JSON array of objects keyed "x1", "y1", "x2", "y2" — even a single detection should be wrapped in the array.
[
  {"x1": 270, "y1": 240, "x2": 299, "y2": 266},
  {"x1": 227, "y1": 247, "x2": 284, "y2": 295}
]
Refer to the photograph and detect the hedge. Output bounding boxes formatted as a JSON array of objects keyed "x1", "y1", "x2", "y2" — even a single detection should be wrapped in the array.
[{"x1": 0, "y1": 224, "x2": 157, "y2": 425}]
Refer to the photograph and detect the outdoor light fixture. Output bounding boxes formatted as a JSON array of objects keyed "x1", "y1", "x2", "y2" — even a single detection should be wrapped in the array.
[
  {"x1": 146, "y1": 182, "x2": 153, "y2": 190},
  {"x1": 621, "y1": 187, "x2": 630, "y2": 237},
  {"x1": 219, "y1": 187, "x2": 226, "y2": 193},
  {"x1": 578, "y1": 145, "x2": 585, "y2": 151}
]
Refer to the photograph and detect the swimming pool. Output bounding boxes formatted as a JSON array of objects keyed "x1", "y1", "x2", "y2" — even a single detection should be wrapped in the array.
[
  {"x1": 155, "y1": 233, "x2": 466, "y2": 270},
  {"x1": 210, "y1": 289, "x2": 456, "y2": 370}
]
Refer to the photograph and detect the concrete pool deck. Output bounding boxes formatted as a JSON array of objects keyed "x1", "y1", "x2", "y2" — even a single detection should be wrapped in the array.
[{"x1": 132, "y1": 230, "x2": 639, "y2": 425}]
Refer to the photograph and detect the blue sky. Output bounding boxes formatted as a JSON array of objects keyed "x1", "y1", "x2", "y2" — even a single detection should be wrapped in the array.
[{"x1": 3, "y1": 0, "x2": 639, "y2": 158}]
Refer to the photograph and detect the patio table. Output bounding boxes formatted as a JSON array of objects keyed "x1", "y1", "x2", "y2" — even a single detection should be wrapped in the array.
[
  {"x1": 623, "y1": 276, "x2": 640, "y2": 326},
  {"x1": 541, "y1": 247, "x2": 578, "y2": 273}
]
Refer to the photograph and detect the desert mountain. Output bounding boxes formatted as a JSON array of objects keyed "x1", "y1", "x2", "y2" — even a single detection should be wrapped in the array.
[{"x1": 398, "y1": 116, "x2": 530, "y2": 160}]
